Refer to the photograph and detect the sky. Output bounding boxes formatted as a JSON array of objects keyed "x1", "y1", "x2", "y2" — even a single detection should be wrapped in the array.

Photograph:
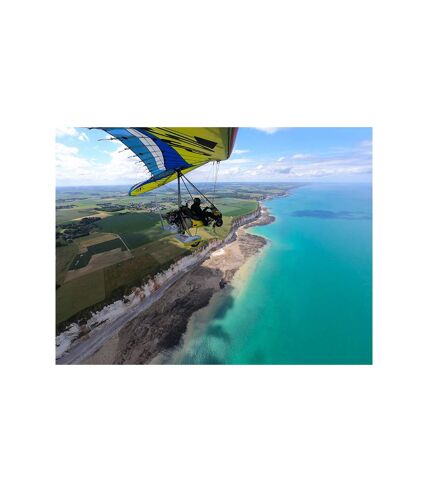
[{"x1": 56, "y1": 127, "x2": 372, "y2": 187}]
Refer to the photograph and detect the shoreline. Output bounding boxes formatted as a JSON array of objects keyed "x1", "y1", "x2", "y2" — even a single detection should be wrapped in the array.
[{"x1": 83, "y1": 205, "x2": 276, "y2": 364}]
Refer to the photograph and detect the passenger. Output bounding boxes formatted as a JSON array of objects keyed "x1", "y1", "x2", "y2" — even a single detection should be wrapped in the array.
[{"x1": 190, "y1": 197, "x2": 213, "y2": 225}]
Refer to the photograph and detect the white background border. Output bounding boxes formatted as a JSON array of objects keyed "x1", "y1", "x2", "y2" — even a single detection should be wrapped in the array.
[{"x1": 2, "y1": 1, "x2": 427, "y2": 491}]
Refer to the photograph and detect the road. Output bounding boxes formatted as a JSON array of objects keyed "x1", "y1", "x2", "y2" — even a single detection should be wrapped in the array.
[{"x1": 56, "y1": 262, "x2": 199, "y2": 365}]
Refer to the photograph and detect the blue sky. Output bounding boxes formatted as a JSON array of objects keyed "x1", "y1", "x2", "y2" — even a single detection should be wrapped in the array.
[{"x1": 56, "y1": 127, "x2": 372, "y2": 186}]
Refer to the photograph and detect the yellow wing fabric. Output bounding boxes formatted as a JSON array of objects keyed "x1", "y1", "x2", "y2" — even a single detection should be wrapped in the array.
[
  {"x1": 128, "y1": 162, "x2": 206, "y2": 195},
  {"x1": 143, "y1": 127, "x2": 235, "y2": 165}
]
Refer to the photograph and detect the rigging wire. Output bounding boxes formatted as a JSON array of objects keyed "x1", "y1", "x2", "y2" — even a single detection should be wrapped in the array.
[
  {"x1": 181, "y1": 174, "x2": 216, "y2": 208},
  {"x1": 176, "y1": 172, "x2": 191, "y2": 235},
  {"x1": 213, "y1": 160, "x2": 219, "y2": 194},
  {"x1": 206, "y1": 161, "x2": 215, "y2": 192},
  {"x1": 153, "y1": 192, "x2": 165, "y2": 229},
  {"x1": 181, "y1": 177, "x2": 194, "y2": 203}
]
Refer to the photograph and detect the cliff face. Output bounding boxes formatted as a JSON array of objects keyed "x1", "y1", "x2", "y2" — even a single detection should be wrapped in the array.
[{"x1": 112, "y1": 265, "x2": 225, "y2": 364}]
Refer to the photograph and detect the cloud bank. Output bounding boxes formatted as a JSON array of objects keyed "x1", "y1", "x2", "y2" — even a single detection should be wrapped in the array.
[{"x1": 56, "y1": 129, "x2": 372, "y2": 185}]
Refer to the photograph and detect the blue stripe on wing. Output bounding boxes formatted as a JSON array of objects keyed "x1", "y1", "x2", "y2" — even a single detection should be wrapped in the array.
[
  {"x1": 135, "y1": 128, "x2": 190, "y2": 171},
  {"x1": 102, "y1": 128, "x2": 160, "y2": 176},
  {"x1": 102, "y1": 127, "x2": 191, "y2": 177}
]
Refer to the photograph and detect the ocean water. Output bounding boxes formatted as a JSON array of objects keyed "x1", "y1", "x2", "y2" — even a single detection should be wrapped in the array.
[{"x1": 168, "y1": 183, "x2": 372, "y2": 365}]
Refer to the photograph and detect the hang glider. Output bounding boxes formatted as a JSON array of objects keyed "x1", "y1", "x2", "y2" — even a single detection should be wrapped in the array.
[{"x1": 92, "y1": 127, "x2": 238, "y2": 246}]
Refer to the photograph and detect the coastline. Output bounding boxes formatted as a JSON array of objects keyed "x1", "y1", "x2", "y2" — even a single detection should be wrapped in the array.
[{"x1": 84, "y1": 205, "x2": 276, "y2": 364}]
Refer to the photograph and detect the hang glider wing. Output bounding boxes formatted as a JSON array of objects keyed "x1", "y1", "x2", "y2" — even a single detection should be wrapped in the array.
[{"x1": 96, "y1": 127, "x2": 238, "y2": 195}]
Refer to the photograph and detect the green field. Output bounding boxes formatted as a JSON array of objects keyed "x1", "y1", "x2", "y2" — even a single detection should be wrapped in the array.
[
  {"x1": 69, "y1": 251, "x2": 91, "y2": 270},
  {"x1": 56, "y1": 237, "x2": 190, "y2": 326},
  {"x1": 56, "y1": 269, "x2": 106, "y2": 324},
  {"x1": 103, "y1": 240, "x2": 188, "y2": 297},
  {"x1": 97, "y1": 212, "x2": 170, "y2": 249},
  {"x1": 56, "y1": 208, "x2": 100, "y2": 224},
  {"x1": 215, "y1": 198, "x2": 259, "y2": 217},
  {"x1": 89, "y1": 238, "x2": 126, "y2": 254},
  {"x1": 56, "y1": 242, "x2": 79, "y2": 284},
  {"x1": 69, "y1": 238, "x2": 127, "y2": 270}
]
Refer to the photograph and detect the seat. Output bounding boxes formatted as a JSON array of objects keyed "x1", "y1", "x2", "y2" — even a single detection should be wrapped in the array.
[{"x1": 175, "y1": 233, "x2": 202, "y2": 245}]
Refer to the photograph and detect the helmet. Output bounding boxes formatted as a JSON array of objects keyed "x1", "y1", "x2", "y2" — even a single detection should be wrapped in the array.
[{"x1": 193, "y1": 197, "x2": 201, "y2": 204}]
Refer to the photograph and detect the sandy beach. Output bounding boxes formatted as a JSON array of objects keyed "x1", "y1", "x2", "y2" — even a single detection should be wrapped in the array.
[{"x1": 84, "y1": 206, "x2": 275, "y2": 364}]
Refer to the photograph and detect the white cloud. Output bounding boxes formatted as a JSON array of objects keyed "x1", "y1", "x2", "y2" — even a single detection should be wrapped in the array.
[
  {"x1": 218, "y1": 166, "x2": 241, "y2": 176},
  {"x1": 254, "y1": 127, "x2": 280, "y2": 134},
  {"x1": 292, "y1": 153, "x2": 311, "y2": 159},
  {"x1": 56, "y1": 141, "x2": 146, "y2": 185},
  {"x1": 258, "y1": 156, "x2": 372, "y2": 179},
  {"x1": 225, "y1": 158, "x2": 253, "y2": 164},
  {"x1": 56, "y1": 127, "x2": 79, "y2": 137},
  {"x1": 56, "y1": 143, "x2": 93, "y2": 180},
  {"x1": 190, "y1": 142, "x2": 372, "y2": 183},
  {"x1": 284, "y1": 165, "x2": 372, "y2": 178},
  {"x1": 56, "y1": 142, "x2": 79, "y2": 155},
  {"x1": 56, "y1": 127, "x2": 90, "y2": 143},
  {"x1": 232, "y1": 149, "x2": 249, "y2": 155},
  {"x1": 359, "y1": 140, "x2": 372, "y2": 156}
]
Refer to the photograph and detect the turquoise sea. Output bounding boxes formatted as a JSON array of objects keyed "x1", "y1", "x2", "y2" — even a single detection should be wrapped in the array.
[{"x1": 168, "y1": 183, "x2": 372, "y2": 365}]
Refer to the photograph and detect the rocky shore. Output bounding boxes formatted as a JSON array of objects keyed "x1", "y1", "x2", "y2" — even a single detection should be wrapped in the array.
[{"x1": 84, "y1": 206, "x2": 275, "y2": 364}]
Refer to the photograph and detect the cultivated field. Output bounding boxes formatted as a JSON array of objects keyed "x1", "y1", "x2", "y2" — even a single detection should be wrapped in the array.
[
  {"x1": 69, "y1": 238, "x2": 127, "y2": 270},
  {"x1": 97, "y1": 212, "x2": 169, "y2": 249},
  {"x1": 214, "y1": 198, "x2": 258, "y2": 217},
  {"x1": 56, "y1": 207, "x2": 101, "y2": 223}
]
